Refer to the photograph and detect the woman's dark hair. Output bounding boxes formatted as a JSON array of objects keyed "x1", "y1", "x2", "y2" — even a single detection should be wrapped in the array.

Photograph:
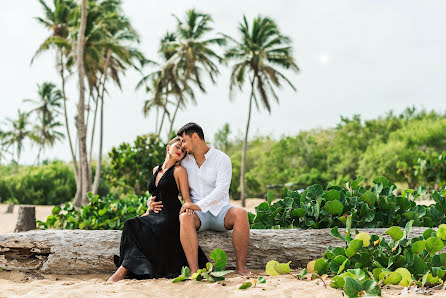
[{"x1": 176, "y1": 122, "x2": 205, "y2": 140}]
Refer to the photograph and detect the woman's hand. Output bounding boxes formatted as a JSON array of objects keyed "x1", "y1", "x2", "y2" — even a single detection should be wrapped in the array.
[
  {"x1": 142, "y1": 208, "x2": 151, "y2": 216},
  {"x1": 148, "y1": 196, "x2": 163, "y2": 213},
  {"x1": 180, "y1": 208, "x2": 195, "y2": 215},
  {"x1": 180, "y1": 202, "x2": 201, "y2": 214}
]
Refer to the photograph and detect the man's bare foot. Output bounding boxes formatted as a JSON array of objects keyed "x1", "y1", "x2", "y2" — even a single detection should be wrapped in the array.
[{"x1": 235, "y1": 267, "x2": 254, "y2": 276}]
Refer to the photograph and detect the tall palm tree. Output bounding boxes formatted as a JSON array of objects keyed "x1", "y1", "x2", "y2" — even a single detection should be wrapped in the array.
[
  {"x1": 137, "y1": 32, "x2": 183, "y2": 138},
  {"x1": 225, "y1": 16, "x2": 299, "y2": 206},
  {"x1": 164, "y1": 9, "x2": 225, "y2": 139},
  {"x1": 33, "y1": 0, "x2": 79, "y2": 198},
  {"x1": 4, "y1": 110, "x2": 33, "y2": 164},
  {"x1": 75, "y1": 0, "x2": 89, "y2": 206},
  {"x1": 24, "y1": 82, "x2": 65, "y2": 164},
  {"x1": 80, "y1": 0, "x2": 146, "y2": 196}
]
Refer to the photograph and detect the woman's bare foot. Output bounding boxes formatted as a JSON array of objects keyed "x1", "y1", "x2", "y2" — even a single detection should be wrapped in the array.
[{"x1": 107, "y1": 266, "x2": 128, "y2": 282}]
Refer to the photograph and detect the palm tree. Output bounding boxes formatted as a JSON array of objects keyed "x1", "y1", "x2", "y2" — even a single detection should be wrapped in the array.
[
  {"x1": 164, "y1": 9, "x2": 225, "y2": 138},
  {"x1": 33, "y1": 0, "x2": 79, "y2": 198},
  {"x1": 3, "y1": 110, "x2": 33, "y2": 164},
  {"x1": 80, "y1": 0, "x2": 146, "y2": 196},
  {"x1": 137, "y1": 32, "x2": 182, "y2": 138},
  {"x1": 75, "y1": 0, "x2": 89, "y2": 206},
  {"x1": 225, "y1": 16, "x2": 299, "y2": 206},
  {"x1": 24, "y1": 82, "x2": 65, "y2": 164}
]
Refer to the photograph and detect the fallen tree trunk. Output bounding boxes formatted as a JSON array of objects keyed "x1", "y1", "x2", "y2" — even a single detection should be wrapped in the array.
[{"x1": 0, "y1": 228, "x2": 433, "y2": 274}]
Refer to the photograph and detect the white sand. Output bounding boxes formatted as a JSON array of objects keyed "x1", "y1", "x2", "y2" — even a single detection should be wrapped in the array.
[
  {"x1": 1, "y1": 199, "x2": 443, "y2": 297},
  {"x1": 1, "y1": 270, "x2": 445, "y2": 297}
]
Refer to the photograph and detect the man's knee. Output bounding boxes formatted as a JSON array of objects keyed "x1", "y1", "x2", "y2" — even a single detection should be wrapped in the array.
[
  {"x1": 225, "y1": 207, "x2": 248, "y2": 229},
  {"x1": 180, "y1": 213, "x2": 200, "y2": 229}
]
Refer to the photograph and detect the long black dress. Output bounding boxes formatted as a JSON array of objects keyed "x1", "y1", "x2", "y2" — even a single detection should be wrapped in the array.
[{"x1": 114, "y1": 164, "x2": 208, "y2": 279}]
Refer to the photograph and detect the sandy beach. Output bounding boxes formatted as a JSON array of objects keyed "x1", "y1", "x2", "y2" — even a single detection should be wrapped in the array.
[{"x1": 1, "y1": 199, "x2": 443, "y2": 297}]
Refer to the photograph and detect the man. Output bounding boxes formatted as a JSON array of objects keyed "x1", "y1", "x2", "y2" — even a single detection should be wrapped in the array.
[{"x1": 149, "y1": 123, "x2": 250, "y2": 275}]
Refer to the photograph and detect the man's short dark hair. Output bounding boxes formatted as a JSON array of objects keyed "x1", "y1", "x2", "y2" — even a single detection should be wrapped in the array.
[{"x1": 177, "y1": 122, "x2": 205, "y2": 140}]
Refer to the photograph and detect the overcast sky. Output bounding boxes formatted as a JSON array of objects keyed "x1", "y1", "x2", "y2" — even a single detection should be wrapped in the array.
[{"x1": 1, "y1": 0, "x2": 445, "y2": 164}]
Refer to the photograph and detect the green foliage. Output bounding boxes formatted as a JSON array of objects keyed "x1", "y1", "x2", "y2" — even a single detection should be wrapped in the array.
[
  {"x1": 238, "y1": 276, "x2": 266, "y2": 290},
  {"x1": 173, "y1": 249, "x2": 233, "y2": 283},
  {"x1": 249, "y1": 177, "x2": 446, "y2": 229},
  {"x1": 0, "y1": 161, "x2": 76, "y2": 205},
  {"x1": 224, "y1": 109, "x2": 446, "y2": 199},
  {"x1": 319, "y1": 219, "x2": 446, "y2": 297},
  {"x1": 37, "y1": 192, "x2": 148, "y2": 230},
  {"x1": 107, "y1": 134, "x2": 165, "y2": 196}
]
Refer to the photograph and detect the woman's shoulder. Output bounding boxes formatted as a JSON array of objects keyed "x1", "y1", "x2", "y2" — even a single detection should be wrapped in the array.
[
  {"x1": 152, "y1": 165, "x2": 160, "y2": 174},
  {"x1": 173, "y1": 165, "x2": 187, "y2": 176}
]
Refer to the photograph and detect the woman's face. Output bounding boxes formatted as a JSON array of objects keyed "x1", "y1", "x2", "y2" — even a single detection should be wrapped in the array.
[{"x1": 168, "y1": 141, "x2": 186, "y2": 161}]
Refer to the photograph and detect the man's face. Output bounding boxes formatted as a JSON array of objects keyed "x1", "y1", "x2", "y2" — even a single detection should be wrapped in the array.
[{"x1": 180, "y1": 133, "x2": 194, "y2": 154}]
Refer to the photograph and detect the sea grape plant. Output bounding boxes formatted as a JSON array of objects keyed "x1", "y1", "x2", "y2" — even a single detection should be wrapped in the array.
[
  {"x1": 37, "y1": 192, "x2": 149, "y2": 230},
  {"x1": 249, "y1": 176, "x2": 446, "y2": 229},
  {"x1": 307, "y1": 218, "x2": 446, "y2": 297},
  {"x1": 172, "y1": 249, "x2": 233, "y2": 283}
]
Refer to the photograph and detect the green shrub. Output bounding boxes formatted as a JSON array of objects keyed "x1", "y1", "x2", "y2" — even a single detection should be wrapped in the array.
[
  {"x1": 0, "y1": 161, "x2": 76, "y2": 205},
  {"x1": 249, "y1": 176, "x2": 446, "y2": 229},
  {"x1": 106, "y1": 134, "x2": 165, "y2": 196},
  {"x1": 37, "y1": 192, "x2": 149, "y2": 230},
  {"x1": 311, "y1": 219, "x2": 446, "y2": 296}
]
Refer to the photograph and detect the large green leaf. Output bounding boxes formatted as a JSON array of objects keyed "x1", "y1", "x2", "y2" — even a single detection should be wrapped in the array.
[
  {"x1": 344, "y1": 277, "x2": 363, "y2": 297},
  {"x1": 209, "y1": 249, "x2": 227, "y2": 270},
  {"x1": 329, "y1": 255, "x2": 347, "y2": 273},
  {"x1": 306, "y1": 184, "x2": 324, "y2": 200},
  {"x1": 323, "y1": 200, "x2": 344, "y2": 216},
  {"x1": 386, "y1": 226, "x2": 404, "y2": 241},
  {"x1": 426, "y1": 237, "x2": 444, "y2": 254},
  {"x1": 346, "y1": 240, "x2": 363, "y2": 258},
  {"x1": 324, "y1": 189, "x2": 340, "y2": 201},
  {"x1": 360, "y1": 190, "x2": 377, "y2": 207},
  {"x1": 314, "y1": 258, "x2": 328, "y2": 274},
  {"x1": 411, "y1": 240, "x2": 426, "y2": 254}
]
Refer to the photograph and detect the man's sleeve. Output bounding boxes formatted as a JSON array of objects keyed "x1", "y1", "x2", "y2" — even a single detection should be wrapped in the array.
[{"x1": 195, "y1": 155, "x2": 232, "y2": 213}]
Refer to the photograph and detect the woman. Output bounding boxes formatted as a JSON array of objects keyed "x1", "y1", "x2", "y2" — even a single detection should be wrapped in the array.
[{"x1": 108, "y1": 137, "x2": 208, "y2": 282}]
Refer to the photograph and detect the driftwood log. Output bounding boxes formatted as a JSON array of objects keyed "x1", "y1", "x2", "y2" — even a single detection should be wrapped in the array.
[
  {"x1": 0, "y1": 228, "x2": 433, "y2": 274},
  {"x1": 14, "y1": 206, "x2": 36, "y2": 232},
  {"x1": 5, "y1": 203, "x2": 14, "y2": 213}
]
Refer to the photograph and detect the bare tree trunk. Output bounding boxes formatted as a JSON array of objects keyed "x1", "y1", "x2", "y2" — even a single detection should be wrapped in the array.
[
  {"x1": 14, "y1": 206, "x2": 36, "y2": 232},
  {"x1": 240, "y1": 78, "x2": 256, "y2": 207},
  {"x1": 76, "y1": 0, "x2": 90, "y2": 206},
  {"x1": 92, "y1": 49, "x2": 111, "y2": 195},
  {"x1": 168, "y1": 99, "x2": 181, "y2": 141},
  {"x1": 59, "y1": 53, "x2": 81, "y2": 206}
]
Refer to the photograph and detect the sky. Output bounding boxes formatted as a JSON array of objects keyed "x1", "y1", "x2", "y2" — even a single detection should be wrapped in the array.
[{"x1": 1, "y1": 0, "x2": 445, "y2": 164}]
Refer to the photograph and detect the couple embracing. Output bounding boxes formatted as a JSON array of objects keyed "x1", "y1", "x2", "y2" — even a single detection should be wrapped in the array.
[{"x1": 108, "y1": 123, "x2": 250, "y2": 282}]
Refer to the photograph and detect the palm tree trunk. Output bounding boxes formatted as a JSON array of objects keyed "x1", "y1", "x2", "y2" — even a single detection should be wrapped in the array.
[
  {"x1": 59, "y1": 51, "x2": 82, "y2": 206},
  {"x1": 168, "y1": 98, "x2": 181, "y2": 141},
  {"x1": 76, "y1": 0, "x2": 90, "y2": 206},
  {"x1": 158, "y1": 92, "x2": 169, "y2": 136},
  {"x1": 240, "y1": 78, "x2": 256, "y2": 207},
  {"x1": 88, "y1": 87, "x2": 100, "y2": 187},
  {"x1": 92, "y1": 49, "x2": 111, "y2": 195}
]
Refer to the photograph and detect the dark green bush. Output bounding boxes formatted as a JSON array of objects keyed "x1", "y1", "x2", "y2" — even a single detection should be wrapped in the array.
[
  {"x1": 37, "y1": 192, "x2": 149, "y2": 230},
  {"x1": 0, "y1": 161, "x2": 76, "y2": 205},
  {"x1": 106, "y1": 134, "x2": 165, "y2": 196},
  {"x1": 249, "y1": 176, "x2": 446, "y2": 229}
]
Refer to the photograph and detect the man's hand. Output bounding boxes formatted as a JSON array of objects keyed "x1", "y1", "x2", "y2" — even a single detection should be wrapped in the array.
[
  {"x1": 148, "y1": 196, "x2": 163, "y2": 213},
  {"x1": 180, "y1": 202, "x2": 201, "y2": 214}
]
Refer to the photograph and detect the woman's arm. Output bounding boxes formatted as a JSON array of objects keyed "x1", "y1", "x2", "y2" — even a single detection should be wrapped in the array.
[
  {"x1": 174, "y1": 166, "x2": 195, "y2": 215},
  {"x1": 174, "y1": 166, "x2": 191, "y2": 203},
  {"x1": 143, "y1": 165, "x2": 161, "y2": 216}
]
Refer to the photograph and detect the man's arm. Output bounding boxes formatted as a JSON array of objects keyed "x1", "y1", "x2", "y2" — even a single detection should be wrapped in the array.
[{"x1": 195, "y1": 154, "x2": 232, "y2": 213}]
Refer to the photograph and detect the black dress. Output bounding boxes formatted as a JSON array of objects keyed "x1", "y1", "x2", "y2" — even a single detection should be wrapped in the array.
[{"x1": 114, "y1": 164, "x2": 208, "y2": 279}]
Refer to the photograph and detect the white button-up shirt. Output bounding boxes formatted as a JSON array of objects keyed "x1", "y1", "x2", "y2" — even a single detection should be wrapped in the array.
[{"x1": 181, "y1": 145, "x2": 232, "y2": 216}]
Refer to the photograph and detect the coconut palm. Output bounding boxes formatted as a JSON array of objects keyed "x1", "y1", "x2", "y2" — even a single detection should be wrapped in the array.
[
  {"x1": 137, "y1": 32, "x2": 184, "y2": 138},
  {"x1": 164, "y1": 9, "x2": 225, "y2": 138},
  {"x1": 3, "y1": 110, "x2": 33, "y2": 164},
  {"x1": 225, "y1": 16, "x2": 299, "y2": 206},
  {"x1": 80, "y1": 0, "x2": 146, "y2": 196},
  {"x1": 24, "y1": 82, "x2": 65, "y2": 164},
  {"x1": 33, "y1": 0, "x2": 79, "y2": 196}
]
